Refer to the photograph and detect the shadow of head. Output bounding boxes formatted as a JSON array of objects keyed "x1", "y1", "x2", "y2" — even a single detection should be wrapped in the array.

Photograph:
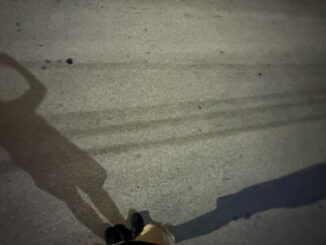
[{"x1": 0, "y1": 53, "x2": 125, "y2": 238}]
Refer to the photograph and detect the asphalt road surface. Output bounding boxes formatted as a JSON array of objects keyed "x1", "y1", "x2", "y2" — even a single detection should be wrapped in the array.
[{"x1": 1, "y1": 1, "x2": 326, "y2": 245}]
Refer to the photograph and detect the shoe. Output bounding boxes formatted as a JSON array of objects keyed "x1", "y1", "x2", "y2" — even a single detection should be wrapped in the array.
[
  {"x1": 105, "y1": 226, "x2": 123, "y2": 245},
  {"x1": 105, "y1": 225, "x2": 133, "y2": 245},
  {"x1": 131, "y1": 212, "x2": 145, "y2": 236}
]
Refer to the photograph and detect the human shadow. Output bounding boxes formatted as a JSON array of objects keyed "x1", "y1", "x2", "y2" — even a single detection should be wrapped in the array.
[
  {"x1": 0, "y1": 53, "x2": 125, "y2": 237},
  {"x1": 170, "y1": 162, "x2": 326, "y2": 242}
]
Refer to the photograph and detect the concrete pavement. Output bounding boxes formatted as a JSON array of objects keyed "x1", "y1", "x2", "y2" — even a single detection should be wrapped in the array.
[{"x1": 1, "y1": 0, "x2": 326, "y2": 244}]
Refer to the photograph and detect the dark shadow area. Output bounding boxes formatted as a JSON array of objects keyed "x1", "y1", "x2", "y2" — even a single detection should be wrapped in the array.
[
  {"x1": 0, "y1": 54, "x2": 125, "y2": 237},
  {"x1": 170, "y1": 162, "x2": 326, "y2": 242}
]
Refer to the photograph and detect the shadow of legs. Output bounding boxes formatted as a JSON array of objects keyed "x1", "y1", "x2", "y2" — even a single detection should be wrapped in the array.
[
  {"x1": 66, "y1": 188, "x2": 109, "y2": 238},
  {"x1": 88, "y1": 188, "x2": 127, "y2": 226}
]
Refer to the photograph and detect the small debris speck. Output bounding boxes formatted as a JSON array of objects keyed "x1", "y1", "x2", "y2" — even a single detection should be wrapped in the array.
[
  {"x1": 16, "y1": 22, "x2": 20, "y2": 26},
  {"x1": 144, "y1": 28, "x2": 148, "y2": 31},
  {"x1": 258, "y1": 72, "x2": 262, "y2": 76},
  {"x1": 66, "y1": 58, "x2": 73, "y2": 64},
  {"x1": 41, "y1": 66, "x2": 47, "y2": 70},
  {"x1": 45, "y1": 59, "x2": 50, "y2": 64},
  {"x1": 220, "y1": 50, "x2": 224, "y2": 54},
  {"x1": 55, "y1": 103, "x2": 63, "y2": 109},
  {"x1": 198, "y1": 105, "x2": 202, "y2": 110},
  {"x1": 39, "y1": 44, "x2": 43, "y2": 47}
]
